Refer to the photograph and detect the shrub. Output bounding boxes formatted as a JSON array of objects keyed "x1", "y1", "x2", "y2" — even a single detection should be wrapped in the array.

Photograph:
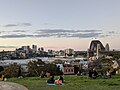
[{"x1": 0, "y1": 63, "x2": 21, "y2": 78}]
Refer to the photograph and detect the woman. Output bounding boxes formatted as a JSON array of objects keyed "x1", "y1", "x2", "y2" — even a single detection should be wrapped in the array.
[
  {"x1": 59, "y1": 75, "x2": 64, "y2": 83},
  {"x1": 55, "y1": 75, "x2": 64, "y2": 85},
  {"x1": 47, "y1": 76, "x2": 55, "y2": 84}
]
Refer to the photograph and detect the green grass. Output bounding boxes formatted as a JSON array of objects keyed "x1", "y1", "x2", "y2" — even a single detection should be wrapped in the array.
[{"x1": 7, "y1": 75, "x2": 120, "y2": 90}]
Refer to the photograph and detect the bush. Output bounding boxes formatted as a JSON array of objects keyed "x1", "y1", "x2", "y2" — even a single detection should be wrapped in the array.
[
  {"x1": 0, "y1": 63, "x2": 21, "y2": 78},
  {"x1": 27, "y1": 60, "x2": 45, "y2": 77}
]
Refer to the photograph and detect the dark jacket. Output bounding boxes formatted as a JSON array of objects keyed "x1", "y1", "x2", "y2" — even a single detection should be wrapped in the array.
[
  {"x1": 59, "y1": 76, "x2": 64, "y2": 83},
  {"x1": 47, "y1": 76, "x2": 55, "y2": 84}
]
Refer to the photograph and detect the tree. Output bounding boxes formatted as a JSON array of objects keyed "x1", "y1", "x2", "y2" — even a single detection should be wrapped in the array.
[
  {"x1": 44, "y1": 64, "x2": 63, "y2": 75},
  {"x1": 0, "y1": 66, "x2": 4, "y2": 72},
  {"x1": 100, "y1": 58, "x2": 113, "y2": 73},
  {"x1": 113, "y1": 54, "x2": 120, "y2": 60},
  {"x1": 88, "y1": 58, "x2": 114, "y2": 76},
  {"x1": 0, "y1": 63, "x2": 21, "y2": 78},
  {"x1": 27, "y1": 59, "x2": 45, "y2": 76},
  {"x1": 27, "y1": 59, "x2": 63, "y2": 77},
  {"x1": 51, "y1": 59, "x2": 64, "y2": 64}
]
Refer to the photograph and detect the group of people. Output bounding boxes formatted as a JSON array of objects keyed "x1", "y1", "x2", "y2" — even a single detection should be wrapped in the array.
[
  {"x1": 40, "y1": 71, "x2": 51, "y2": 78},
  {"x1": 47, "y1": 75, "x2": 64, "y2": 85},
  {"x1": 40, "y1": 71, "x2": 64, "y2": 85},
  {"x1": 89, "y1": 69, "x2": 112, "y2": 79}
]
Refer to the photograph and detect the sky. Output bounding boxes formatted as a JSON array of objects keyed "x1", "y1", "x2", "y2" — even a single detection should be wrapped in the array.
[{"x1": 0, "y1": 0, "x2": 120, "y2": 51}]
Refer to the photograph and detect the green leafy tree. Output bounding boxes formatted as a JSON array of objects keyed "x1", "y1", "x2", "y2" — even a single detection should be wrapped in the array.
[
  {"x1": 44, "y1": 64, "x2": 63, "y2": 75},
  {"x1": 27, "y1": 59, "x2": 63, "y2": 76},
  {"x1": 1, "y1": 63, "x2": 21, "y2": 78},
  {"x1": 27, "y1": 59, "x2": 45, "y2": 76},
  {"x1": 100, "y1": 58, "x2": 113, "y2": 73},
  {"x1": 51, "y1": 59, "x2": 64, "y2": 64},
  {"x1": 88, "y1": 58, "x2": 114, "y2": 75},
  {"x1": 0, "y1": 66, "x2": 4, "y2": 72}
]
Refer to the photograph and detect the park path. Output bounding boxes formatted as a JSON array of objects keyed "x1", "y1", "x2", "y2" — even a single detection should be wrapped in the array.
[{"x1": 0, "y1": 81, "x2": 28, "y2": 90}]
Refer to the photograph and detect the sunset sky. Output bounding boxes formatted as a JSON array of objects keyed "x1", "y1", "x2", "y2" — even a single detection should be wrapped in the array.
[{"x1": 0, "y1": 0, "x2": 120, "y2": 51}]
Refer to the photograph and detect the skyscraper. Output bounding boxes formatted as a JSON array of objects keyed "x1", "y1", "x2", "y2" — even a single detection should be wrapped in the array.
[{"x1": 32, "y1": 45, "x2": 37, "y2": 53}]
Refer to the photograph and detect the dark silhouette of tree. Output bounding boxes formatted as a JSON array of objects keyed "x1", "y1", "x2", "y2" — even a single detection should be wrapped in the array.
[
  {"x1": 88, "y1": 58, "x2": 114, "y2": 76},
  {"x1": 0, "y1": 66, "x2": 4, "y2": 72},
  {"x1": 1, "y1": 63, "x2": 21, "y2": 78},
  {"x1": 27, "y1": 59, "x2": 62, "y2": 76}
]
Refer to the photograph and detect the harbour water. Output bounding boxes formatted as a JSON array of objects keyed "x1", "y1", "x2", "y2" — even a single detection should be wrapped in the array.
[{"x1": 0, "y1": 57, "x2": 87, "y2": 66}]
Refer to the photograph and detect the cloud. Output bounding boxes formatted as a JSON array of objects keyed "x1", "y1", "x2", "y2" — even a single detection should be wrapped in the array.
[
  {"x1": 4, "y1": 23, "x2": 32, "y2": 27},
  {"x1": 0, "y1": 29, "x2": 103, "y2": 38},
  {"x1": 37, "y1": 29, "x2": 102, "y2": 33},
  {"x1": 0, "y1": 34, "x2": 33, "y2": 38},
  {"x1": 35, "y1": 29, "x2": 103, "y2": 38},
  {"x1": 99, "y1": 34, "x2": 110, "y2": 38},
  {"x1": 20, "y1": 23, "x2": 32, "y2": 26},
  {"x1": 13, "y1": 30, "x2": 26, "y2": 32},
  {"x1": 109, "y1": 31, "x2": 115, "y2": 34},
  {"x1": 78, "y1": 30, "x2": 102, "y2": 32},
  {"x1": 0, "y1": 46, "x2": 17, "y2": 48},
  {"x1": 1, "y1": 29, "x2": 119, "y2": 39},
  {"x1": 43, "y1": 23, "x2": 53, "y2": 25},
  {"x1": 36, "y1": 29, "x2": 75, "y2": 33},
  {"x1": 68, "y1": 32, "x2": 102, "y2": 38},
  {"x1": 4, "y1": 24, "x2": 18, "y2": 27}
]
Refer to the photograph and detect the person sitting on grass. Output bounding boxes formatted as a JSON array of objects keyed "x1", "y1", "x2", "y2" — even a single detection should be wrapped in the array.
[
  {"x1": 92, "y1": 69, "x2": 98, "y2": 79},
  {"x1": 88, "y1": 70, "x2": 93, "y2": 78},
  {"x1": 55, "y1": 75, "x2": 64, "y2": 85},
  {"x1": 47, "y1": 75, "x2": 55, "y2": 84},
  {"x1": 59, "y1": 75, "x2": 64, "y2": 83}
]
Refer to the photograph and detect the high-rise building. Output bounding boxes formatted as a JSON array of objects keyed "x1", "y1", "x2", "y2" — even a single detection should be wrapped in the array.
[
  {"x1": 38, "y1": 47, "x2": 45, "y2": 54},
  {"x1": 48, "y1": 49, "x2": 53, "y2": 56},
  {"x1": 21, "y1": 46, "x2": 30, "y2": 53},
  {"x1": 32, "y1": 45, "x2": 37, "y2": 53},
  {"x1": 64, "y1": 48, "x2": 74, "y2": 56}
]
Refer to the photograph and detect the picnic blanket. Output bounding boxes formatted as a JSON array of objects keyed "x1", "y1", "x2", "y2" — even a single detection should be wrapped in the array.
[{"x1": 47, "y1": 83, "x2": 64, "y2": 86}]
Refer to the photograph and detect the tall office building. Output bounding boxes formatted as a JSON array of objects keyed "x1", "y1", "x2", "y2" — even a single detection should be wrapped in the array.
[
  {"x1": 32, "y1": 45, "x2": 37, "y2": 53},
  {"x1": 64, "y1": 48, "x2": 74, "y2": 55},
  {"x1": 21, "y1": 46, "x2": 30, "y2": 53}
]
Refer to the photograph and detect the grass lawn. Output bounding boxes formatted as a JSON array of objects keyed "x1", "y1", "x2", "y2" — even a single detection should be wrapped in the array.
[{"x1": 7, "y1": 75, "x2": 120, "y2": 90}]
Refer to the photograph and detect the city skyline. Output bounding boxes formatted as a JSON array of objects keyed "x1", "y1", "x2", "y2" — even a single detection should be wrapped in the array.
[{"x1": 0, "y1": 0, "x2": 120, "y2": 51}]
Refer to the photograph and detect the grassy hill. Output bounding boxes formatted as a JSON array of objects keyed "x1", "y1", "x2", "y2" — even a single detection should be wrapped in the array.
[{"x1": 7, "y1": 75, "x2": 120, "y2": 90}]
